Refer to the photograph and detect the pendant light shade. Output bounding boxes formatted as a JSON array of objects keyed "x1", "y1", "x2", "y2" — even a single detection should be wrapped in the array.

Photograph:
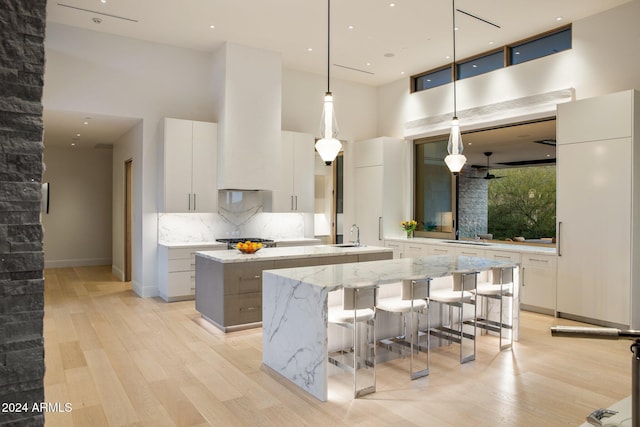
[
  {"x1": 445, "y1": 116, "x2": 466, "y2": 173},
  {"x1": 315, "y1": 0, "x2": 342, "y2": 166},
  {"x1": 316, "y1": 92, "x2": 341, "y2": 165},
  {"x1": 445, "y1": 0, "x2": 466, "y2": 174}
]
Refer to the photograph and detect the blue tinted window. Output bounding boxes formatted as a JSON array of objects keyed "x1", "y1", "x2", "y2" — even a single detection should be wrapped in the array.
[
  {"x1": 511, "y1": 28, "x2": 571, "y2": 65},
  {"x1": 458, "y1": 50, "x2": 504, "y2": 80},
  {"x1": 414, "y1": 67, "x2": 452, "y2": 91}
]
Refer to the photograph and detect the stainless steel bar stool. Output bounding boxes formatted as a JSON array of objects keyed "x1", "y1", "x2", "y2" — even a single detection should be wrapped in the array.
[
  {"x1": 376, "y1": 279, "x2": 431, "y2": 379},
  {"x1": 428, "y1": 272, "x2": 478, "y2": 364},
  {"x1": 328, "y1": 285, "x2": 377, "y2": 398},
  {"x1": 471, "y1": 266, "x2": 515, "y2": 351}
]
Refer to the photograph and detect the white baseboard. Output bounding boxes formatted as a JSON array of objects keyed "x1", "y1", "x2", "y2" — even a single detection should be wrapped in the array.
[
  {"x1": 111, "y1": 265, "x2": 125, "y2": 281},
  {"x1": 44, "y1": 258, "x2": 112, "y2": 269},
  {"x1": 131, "y1": 280, "x2": 159, "y2": 298}
]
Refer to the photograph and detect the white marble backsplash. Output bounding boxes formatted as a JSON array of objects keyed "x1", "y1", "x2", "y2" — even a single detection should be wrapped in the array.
[{"x1": 158, "y1": 190, "x2": 309, "y2": 243}]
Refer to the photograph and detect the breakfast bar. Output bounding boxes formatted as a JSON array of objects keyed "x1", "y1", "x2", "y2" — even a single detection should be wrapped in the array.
[{"x1": 262, "y1": 255, "x2": 520, "y2": 401}]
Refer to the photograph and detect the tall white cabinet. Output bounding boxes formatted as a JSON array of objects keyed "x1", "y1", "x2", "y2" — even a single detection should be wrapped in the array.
[
  {"x1": 161, "y1": 118, "x2": 217, "y2": 212},
  {"x1": 556, "y1": 90, "x2": 639, "y2": 328},
  {"x1": 353, "y1": 137, "x2": 407, "y2": 246},
  {"x1": 272, "y1": 131, "x2": 314, "y2": 212}
]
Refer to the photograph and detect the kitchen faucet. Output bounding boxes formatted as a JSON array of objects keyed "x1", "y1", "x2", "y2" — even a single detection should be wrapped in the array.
[{"x1": 350, "y1": 224, "x2": 360, "y2": 246}]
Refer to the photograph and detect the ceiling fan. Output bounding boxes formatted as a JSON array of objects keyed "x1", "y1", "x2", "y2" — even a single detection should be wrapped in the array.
[{"x1": 472, "y1": 152, "x2": 504, "y2": 180}]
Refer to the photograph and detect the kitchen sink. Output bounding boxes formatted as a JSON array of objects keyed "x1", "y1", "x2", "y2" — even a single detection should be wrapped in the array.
[{"x1": 332, "y1": 243, "x2": 364, "y2": 248}]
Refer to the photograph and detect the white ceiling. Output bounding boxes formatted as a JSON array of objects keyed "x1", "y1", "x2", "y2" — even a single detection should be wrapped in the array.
[
  {"x1": 43, "y1": 0, "x2": 627, "y2": 158},
  {"x1": 46, "y1": 0, "x2": 629, "y2": 87}
]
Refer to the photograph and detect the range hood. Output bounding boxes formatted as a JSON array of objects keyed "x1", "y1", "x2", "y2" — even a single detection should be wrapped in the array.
[{"x1": 213, "y1": 42, "x2": 282, "y2": 191}]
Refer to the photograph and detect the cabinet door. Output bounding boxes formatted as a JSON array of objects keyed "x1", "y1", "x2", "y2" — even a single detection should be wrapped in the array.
[
  {"x1": 273, "y1": 131, "x2": 296, "y2": 211},
  {"x1": 191, "y1": 121, "x2": 217, "y2": 212},
  {"x1": 292, "y1": 132, "x2": 315, "y2": 212},
  {"x1": 354, "y1": 165, "x2": 383, "y2": 246},
  {"x1": 521, "y1": 254, "x2": 557, "y2": 312},
  {"x1": 164, "y1": 118, "x2": 193, "y2": 212},
  {"x1": 404, "y1": 242, "x2": 427, "y2": 258},
  {"x1": 556, "y1": 138, "x2": 631, "y2": 326}
]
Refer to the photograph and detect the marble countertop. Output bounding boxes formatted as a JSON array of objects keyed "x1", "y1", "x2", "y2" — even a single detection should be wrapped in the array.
[
  {"x1": 158, "y1": 241, "x2": 227, "y2": 249},
  {"x1": 263, "y1": 255, "x2": 519, "y2": 290},
  {"x1": 195, "y1": 244, "x2": 392, "y2": 263},
  {"x1": 158, "y1": 237, "x2": 320, "y2": 249},
  {"x1": 386, "y1": 236, "x2": 557, "y2": 255}
]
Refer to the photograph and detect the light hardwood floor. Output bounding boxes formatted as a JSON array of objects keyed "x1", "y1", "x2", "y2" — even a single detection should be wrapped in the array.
[{"x1": 43, "y1": 266, "x2": 630, "y2": 426}]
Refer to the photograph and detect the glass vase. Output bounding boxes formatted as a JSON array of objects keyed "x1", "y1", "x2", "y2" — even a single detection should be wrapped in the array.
[{"x1": 406, "y1": 229, "x2": 413, "y2": 238}]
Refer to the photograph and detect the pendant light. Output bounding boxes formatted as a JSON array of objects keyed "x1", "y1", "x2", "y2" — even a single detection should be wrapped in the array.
[
  {"x1": 315, "y1": 0, "x2": 342, "y2": 166},
  {"x1": 444, "y1": 0, "x2": 466, "y2": 174}
]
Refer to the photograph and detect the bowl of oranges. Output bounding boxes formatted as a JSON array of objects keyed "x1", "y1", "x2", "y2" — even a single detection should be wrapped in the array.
[{"x1": 235, "y1": 240, "x2": 263, "y2": 254}]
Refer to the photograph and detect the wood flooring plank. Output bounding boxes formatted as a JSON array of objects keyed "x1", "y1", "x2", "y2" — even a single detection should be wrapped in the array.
[
  {"x1": 70, "y1": 404, "x2": 109, "y2": 427},
  {"x1": 83, "y1": 348, "x2": 140, "y2": 427}
]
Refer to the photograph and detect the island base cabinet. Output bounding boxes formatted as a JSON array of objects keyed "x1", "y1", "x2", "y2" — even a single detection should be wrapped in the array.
[{"x1": 196, "y1": 258, "x2": 274, "y2": 331}]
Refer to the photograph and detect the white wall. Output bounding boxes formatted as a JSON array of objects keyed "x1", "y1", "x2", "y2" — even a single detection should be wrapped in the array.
[
  {"x1": 43, "y1": 22, "x2": 378, "y2": 297},
  {"x1": 42, "y1": 146, "x2": 112, "y2": 268},
  {"x1": 376, "y1": 0, "x2": 640, "y2": 138},
  {"x1": 44, "y1": 23, "x2": 217, "y2": 296}
]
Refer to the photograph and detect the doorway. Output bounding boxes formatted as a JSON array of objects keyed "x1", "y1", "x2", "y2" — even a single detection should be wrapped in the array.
[{"x1": 124, "y1": 159, "x2": 132, "y2": 282}]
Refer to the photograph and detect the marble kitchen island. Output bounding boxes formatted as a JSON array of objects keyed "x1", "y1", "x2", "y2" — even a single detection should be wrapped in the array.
[
  {"x1": 262, "y1": 255, "x2": 520, "y2": 401},
  {"x1": 195, "y1": 245, "x2": 392, "y2": 332}
]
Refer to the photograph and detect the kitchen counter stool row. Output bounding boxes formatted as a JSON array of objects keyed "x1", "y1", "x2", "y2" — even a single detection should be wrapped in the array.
[{"x1": 327, "y1": 266, "x2": 515, "y2": 398}]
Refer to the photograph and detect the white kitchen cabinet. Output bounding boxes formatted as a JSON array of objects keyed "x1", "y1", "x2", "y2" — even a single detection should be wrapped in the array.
[
  {"x1": 454, "y1": 246, "x2": 485, "y2": 258},
  {"x1": 404, "y1": 241, "x2": 428, "y2": 258},
  {"x1": 384, "y1": 240, "x2": 404, "y2": 258},
  {"x1": 158, "y1": 244, "x2": 224, "y2": 302},
  {"x1": 353, "y1": 137, "x2": 407, "y2": 246},
  {"x1": 161, "y1": 118, "x2": 217, "y2": 213},
  {"x1": 427, "y1": 244, "x2": 455, "y2": 256},
  {"x1": 273, "y1": 131, "x2": 315, "y2": 212},
  {"x1": 521, "y1": 253, "x2": 557, "y2": 315},
  {"x1": 556, "y1": 90, "x2": 639, "y2": 328}
]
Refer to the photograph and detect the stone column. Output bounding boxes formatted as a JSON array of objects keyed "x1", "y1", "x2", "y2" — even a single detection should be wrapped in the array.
[{"x1": 0, "y1": 0, "x2": 47, "y2": 425}]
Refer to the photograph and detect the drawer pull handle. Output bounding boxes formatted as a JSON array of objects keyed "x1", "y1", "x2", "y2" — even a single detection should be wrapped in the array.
[
  {"x1": 528, "y1": 258, "x2": 549, "y2": 264},
  {"x1": 494, "y1": 255, "x2": 511, "y2": 260},
  {"x1": 240, "y1": 306, "x2": 260, "y2": 312}
]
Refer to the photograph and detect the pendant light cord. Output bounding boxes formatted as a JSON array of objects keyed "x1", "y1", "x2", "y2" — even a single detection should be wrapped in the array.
[
  {"x1": 452, "y1": 0, "x2": 457, "y2": 118},
  {"x1": 327, "y1": 0, "x2": 331, "y2": 93}
]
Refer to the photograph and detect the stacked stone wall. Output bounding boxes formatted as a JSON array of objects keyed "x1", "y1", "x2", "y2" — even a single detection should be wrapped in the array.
[{"x1": 0, "y1": 1, "x2": 47, "y2": 425}]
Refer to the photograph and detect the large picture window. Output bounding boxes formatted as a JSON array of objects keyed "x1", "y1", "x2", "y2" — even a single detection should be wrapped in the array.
[{"x1": 414, "y1": 139, "x2": 456, "y2": 239}]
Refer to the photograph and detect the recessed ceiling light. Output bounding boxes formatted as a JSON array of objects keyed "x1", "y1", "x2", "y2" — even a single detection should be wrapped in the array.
[
  {"x1": 488, "y1": 41, "x2": 494, "y2": 45},
  {"x1": 400, "y1": 71, "x2": 405, "y2": 75},
  {"x1": 454, "y1": 26, "x2": 459, "y2": 31},
  {"x1": 389, "y1": 3, "x2": 396, "y2": 7},
  {"x1": 76, "y1": 133, "x2": 81, "y2": 137},
  {"x1": 445, "y1": 55, "x2": 451, "y2": 59},
  {"x1": 83, "y1": 121, "x2": 89, "y2": 125},
  {"x1": 556, "y1": 16, "x2": 563, "y2": 21},
  {"x1": 100, "y1": 0, "x2": 106, "y2": 3},
  {"x1": 348, "y1": 25, "x2": 354, "y2": 30},
  {"x1": 366, "y1": 62, "x2": 371, "y2": 66},
  {"x1": 209, "y1": 24, "x2": 215, "y2": 29},
  {"x1": 307, "y1": 47, "x2": 313, "y2": 52},
  {"x1": 468, "y1": 142, "x2": 473, "y2": 145},
  {"x1": 426, "y1": 79, "x2": 431, "y2": 82},
  {"x1": 514, "y1": 51, "x2": 520, "y2": 55},
  {"x1": 547, "y1": 154, "x2": 551, "y2": 157},
  {"x1": 472, "y1": 64, "x2": 477, "y2": 68},
  {"x1": 71, "y1": 142, "x2": 76, "y2": 146}
]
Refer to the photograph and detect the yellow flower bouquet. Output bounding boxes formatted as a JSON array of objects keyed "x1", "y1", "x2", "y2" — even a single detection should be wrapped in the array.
[{"x1": 401, "y1": 220, "x2": 417, "y2": 238}]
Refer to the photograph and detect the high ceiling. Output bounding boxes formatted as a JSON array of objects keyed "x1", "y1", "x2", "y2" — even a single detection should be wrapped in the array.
[
  {"x1": 43, "y1": 0, "x2": 628, "y2": 157},
  {"x1": 46, "y1": 0, "x2": 629, "y2": 87}
]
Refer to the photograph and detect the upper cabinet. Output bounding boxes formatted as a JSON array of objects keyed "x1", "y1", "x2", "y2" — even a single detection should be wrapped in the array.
[
  {"x1": 161, "y1": 118, "x2": 217, "y2": 213},
  {"x1": 272, "y1": 131, "x2": 315, "y2": 212}
]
